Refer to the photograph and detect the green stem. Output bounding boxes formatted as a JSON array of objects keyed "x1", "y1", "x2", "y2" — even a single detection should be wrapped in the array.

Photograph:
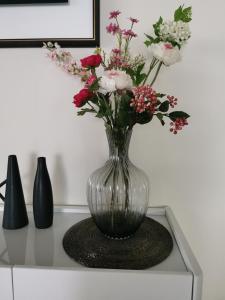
[
  {"x1": 96, "y1": 93, "x2": 114, "y2": 127},
  {"x1": 115, "y1": 18, "x2": 122, "y2": 51},
  {"x1": 150, "y1": 62, "x2": 163, "y2": 86},
  {"x1": 114, "y1": 92, "x2": 118, "y2": 123},
  {"x1": 88, "y1": 102, "x2": 108, "y2": 124},
  {"x1": 88, "y1": 102, "x2": 97, "y2": 113},
  {"x1": 143, "y1": 58, "x2": 158, "y2": 85}
]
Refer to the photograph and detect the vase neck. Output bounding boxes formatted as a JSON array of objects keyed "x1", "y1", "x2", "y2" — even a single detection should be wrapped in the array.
[
  {"x1": 37, "y1": 157, "x2": 47, "y2": 170},
  {"x1": 106, "y1": 128, "x2": 132, "y2": 160}
]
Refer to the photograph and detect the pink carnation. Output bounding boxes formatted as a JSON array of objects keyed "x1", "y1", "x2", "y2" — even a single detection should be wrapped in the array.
[
  {"x1": 109, "y1": 10, "x2": 121, "y2": 19},
  {"x1": 106, "y1": 23, "x2": 120, "y2": 35},
  {"x1": 112, "y1": 48, "x2": 122, "y2": 55},
  {"x1": 123, "y1": 29, "x2": 137, "y2": 39},
  {"x1": 129, "y1": 17, "x2": 139, "y2": 23}
]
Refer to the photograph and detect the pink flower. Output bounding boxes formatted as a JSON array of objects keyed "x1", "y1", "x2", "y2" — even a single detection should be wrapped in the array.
[
  {"x1": 129, "y1": 17, "x2": 139, "y2": 23},
  {"x1": 86, "y1": 75, "x2": 97, "y2": 87},
  {"x1": 123, "y1": 29, "x2": 137, "y2": 39},
  {"x1": 109, "y1": 10, "x2": 121, "y2": 19},
  {"x1": 48, "y1": 50, "x2": 57, "y2": 61},
  {"x1": 170, "y1": 118, "x2": 188, "y2": 134},
  {"x1": 106, "y1": 23, "x2": 120, "y2": 35},
  {"x1": 164, "y1": 43, "x2": 173, "y2": 50},
  {"x1": 112, "y1": 48, "x2": 122, "y2": 55}
]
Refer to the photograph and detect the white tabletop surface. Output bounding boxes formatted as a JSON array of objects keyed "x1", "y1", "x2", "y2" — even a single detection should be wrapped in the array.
[{"x1": 0, "y1": 208, "x2": 187, "y2": 273}]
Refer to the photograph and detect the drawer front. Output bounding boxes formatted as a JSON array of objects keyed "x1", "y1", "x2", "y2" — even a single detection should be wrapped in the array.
[
  {"x1": 0, "y1": 267, "x2": 13, "y2": 300},
  {"x1": 13, "y1": 267, "x2": 193, "y2": 300}
]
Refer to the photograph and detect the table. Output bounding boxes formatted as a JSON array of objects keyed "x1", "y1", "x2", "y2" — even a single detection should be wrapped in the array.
[{"x1": 0, "y1": 205, "x2": 202, "y2": 300}]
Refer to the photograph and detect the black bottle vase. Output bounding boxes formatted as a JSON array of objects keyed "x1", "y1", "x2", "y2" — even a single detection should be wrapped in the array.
[
  {"x1": 33, "y1": 157, "x2": 53, "y2": 229},
  {"x1": 0, "y1": 155, "x2": 28, "y2": 229}
]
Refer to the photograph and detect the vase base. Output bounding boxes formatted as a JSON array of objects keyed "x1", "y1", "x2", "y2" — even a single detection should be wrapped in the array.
[{"x1": 63, "y1": 217, "x2": 173, "y2": 270}]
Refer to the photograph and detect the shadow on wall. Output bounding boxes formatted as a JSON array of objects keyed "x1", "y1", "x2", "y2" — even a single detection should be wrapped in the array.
[
  {"x1": 22, "y1": 153, "x2": 68, "y2": 205},
  {"x1": 23, "y1": 152, "x2": 37, "y2": 204},
  {"x1": 52, "y1": 154, "x2": 68, "y2": 205}
]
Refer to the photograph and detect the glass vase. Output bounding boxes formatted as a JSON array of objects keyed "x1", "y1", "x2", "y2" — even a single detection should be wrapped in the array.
[{"x1": 87, "y1": 127, "x2": 149, "y2": 239}]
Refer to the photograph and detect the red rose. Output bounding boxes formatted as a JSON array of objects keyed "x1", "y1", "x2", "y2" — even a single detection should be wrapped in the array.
[
  {"x1": 73, "y1": 89, "x2": 94, "y2": 107},
  {"x1": 80, "y1": 54, "x2": 102, "y2": 68}
]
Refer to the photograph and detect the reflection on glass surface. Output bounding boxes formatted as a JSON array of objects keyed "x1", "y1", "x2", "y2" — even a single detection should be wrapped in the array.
[
  {"x1": 2, "y1": 227, "x2": 28, "y2": 265},
  {"x1": 34, "y1": 227, "x2": 55, "y2": 266}
]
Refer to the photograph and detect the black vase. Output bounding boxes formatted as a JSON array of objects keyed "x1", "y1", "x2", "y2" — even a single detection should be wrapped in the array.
[
  {"x1": 0, "y1": 155, "x2": 29, "y2": 229},
  {"x1": 33, "y1": 157, "x2": 53, "y2": 229}
]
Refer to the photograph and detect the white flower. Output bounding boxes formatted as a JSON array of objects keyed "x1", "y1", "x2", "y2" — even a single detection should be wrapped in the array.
[
  {"x1": 159, "y1": 20, "x2": 191, "y2": 46},
  {"x1": 150, "y1": 42, "x2": 181, "y2": 66},
  {"x1": 99, "y1": 70, "x2": 133, "y2": 92}
]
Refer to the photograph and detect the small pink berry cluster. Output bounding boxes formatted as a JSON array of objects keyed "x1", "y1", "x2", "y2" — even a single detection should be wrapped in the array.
[
  {"x1": 167, "y1": 95, "x2": 178, "y2": 108},
  {"x1": 170, "y1": 118, "x2": 188, "y2": 134},
  {"x1": 130, "y1": 85, "x2": 158, "y2": 113}
]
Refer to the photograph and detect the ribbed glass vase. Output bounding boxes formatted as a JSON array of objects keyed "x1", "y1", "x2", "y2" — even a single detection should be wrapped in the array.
[{"x1": 87, "y1": 127, "x2": 149, "y2": 239}]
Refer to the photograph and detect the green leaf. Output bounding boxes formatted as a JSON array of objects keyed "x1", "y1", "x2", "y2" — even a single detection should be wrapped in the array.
[
  {"x1": 136, "y1": 112, "x2": 153, "y2": 124},
  {"x1": 96, "y1": 107, "x2": 106, "y2": 118},
  {"x1": 174, "y1": 5, "x2": 192, "y2": 23},
  {"x1": 156, "y1": 113, "x2": 165, "y2": 126},
  {"x1": 88, "y1": 77, "x2": 102, "y2": 92},
  {"x1": 169, "y1": 111, "x2": 190, "y2": 121},
  {"x1": 144, "y1": 40, "x2": 152, "y2": 47},
  {"x1": 145, "y1": 34, "x2": 155, "y2": 41},
  {"x1": 77, "y1": 108, "x2": 95, "y2": 116},
  {"x1": 156, "y1": 93, "x2": 166, "y2": 98},
  {"x1": 126, "y1": 68, "x2": 135, "y2": 83},
  {"x1": 159, "y1": 100, "x2": 169, "y2": 112},
  {"x1": 128, "y1": 63, "x2": 146, "y2": 86},
  {"x1": 183, "y1": 7, "x2": 192, "y2": 22},
  {"x1": 117, "y1": 93, "x2": 135, "y2": 127},
  {"x1": 153, "y1": 16, "x2": 163, "y2": 36},
  {"x1": 95, "y1": 95, "x2": 113, "y2": 119},
  {"x1": 174, "y1": 6, "x2": 183, "y2": 22},
  {"x1": 137, "y1": 63, "x2": 145, "y2": 74},
  {"x1": 144, "y1": 36, "x2": 161, "y2": 47},
  {"x1": 126, "y1": 68, "x2": 135, "y2": 76},
  {"x1": 144, "y1": 34, "x2": 156, "y2": 47},
  {"x1": 136, "y1": 73, "x2": 146, "y2": 86}
]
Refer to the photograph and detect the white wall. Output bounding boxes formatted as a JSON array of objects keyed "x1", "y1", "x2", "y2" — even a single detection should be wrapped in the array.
[{"x1": 0, "y1": 0, "x2": 224, "y2": 299}]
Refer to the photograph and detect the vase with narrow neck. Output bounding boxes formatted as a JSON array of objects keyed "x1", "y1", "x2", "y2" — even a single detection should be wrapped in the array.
[
  {"x1": 87, "y1": 127, "x2": 149, "y2": 239},
  {"x1": 33, "y1": 157, "x2": 53, "y2": 229}
]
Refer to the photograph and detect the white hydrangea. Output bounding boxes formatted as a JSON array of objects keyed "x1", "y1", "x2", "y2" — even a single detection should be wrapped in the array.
[{"x1": 159, "y1": 20, "x2": 191, "y2": 46}]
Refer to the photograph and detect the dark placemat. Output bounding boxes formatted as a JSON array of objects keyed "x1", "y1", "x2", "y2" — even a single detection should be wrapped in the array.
[{"x1": 63, "y1": 217, "x2": 173, "y2": 270}]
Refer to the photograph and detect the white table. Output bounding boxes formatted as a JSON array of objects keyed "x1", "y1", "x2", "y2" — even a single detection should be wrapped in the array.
[{"x1": 0, "y1": 205, "x2": 202, "y2": 300}]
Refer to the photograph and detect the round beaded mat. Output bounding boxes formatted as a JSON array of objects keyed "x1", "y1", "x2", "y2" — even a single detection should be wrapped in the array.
[{"x1": 63, "y1": 217, "x2": 173, "y2": 270}]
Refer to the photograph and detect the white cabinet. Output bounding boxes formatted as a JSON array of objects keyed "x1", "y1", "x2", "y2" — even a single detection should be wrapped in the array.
[
  {"x1": 0, "y1": 206, "x2": 202, "y2": 300},
  {"x1": 0, "y1": 266, "x2": 13, "y2": 300},
  {"x1": 13, "y1": 267, "x2": 193, "y2": 300}
]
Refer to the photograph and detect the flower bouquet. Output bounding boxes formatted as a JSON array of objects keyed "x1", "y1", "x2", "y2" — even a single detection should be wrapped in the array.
[{"x1": 45, "y1": 5, "x2": 192, "y2": 239}]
